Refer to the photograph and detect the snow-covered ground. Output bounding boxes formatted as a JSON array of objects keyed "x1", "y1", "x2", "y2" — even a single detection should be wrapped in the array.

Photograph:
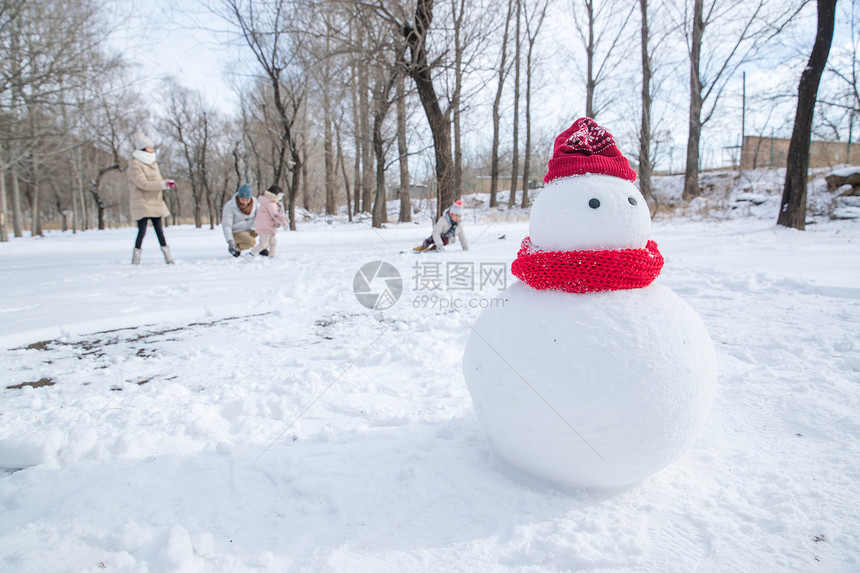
[{"x1": 1, "y1": 200, "x2": 859, "y2": 571}]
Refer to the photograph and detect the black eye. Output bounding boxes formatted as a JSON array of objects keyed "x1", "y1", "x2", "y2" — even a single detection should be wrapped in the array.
[
  {"x1": 628, "y1": 197, "x2": 637, "y2": 206},
  {"x1": 588, "y1": 198, "x2": 600, "y2": 209}
]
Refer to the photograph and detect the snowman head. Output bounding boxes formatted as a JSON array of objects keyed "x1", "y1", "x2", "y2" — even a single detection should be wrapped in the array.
[{"x1": 530, "y1": 118, "x2": 650, "y2": 252}]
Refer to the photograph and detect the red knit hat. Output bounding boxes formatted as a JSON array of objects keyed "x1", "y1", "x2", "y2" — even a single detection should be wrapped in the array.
[{"x1": 544, "y1": 118, "x2": 636, "y2": 184}]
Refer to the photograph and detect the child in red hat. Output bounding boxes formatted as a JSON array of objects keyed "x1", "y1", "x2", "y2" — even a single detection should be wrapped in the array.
[{"x1": 414, "y1": 200, "x2": 469, "y2": 252}]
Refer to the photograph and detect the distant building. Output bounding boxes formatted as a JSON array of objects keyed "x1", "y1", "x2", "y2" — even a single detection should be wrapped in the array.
[
  {"x1": 473, "y1": 175, "x2": 543, "y2": 195},
  {"x1": 741, "y1": 136, "x2": 859, "y2": 170},
  {"x1": 390, "y1": 183, "x2": 429, "y2": 199}
]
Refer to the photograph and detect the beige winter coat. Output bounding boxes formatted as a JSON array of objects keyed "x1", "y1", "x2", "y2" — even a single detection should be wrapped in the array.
[{"x1": 128, "y1": 158, "x2": 170, "y2": 220}]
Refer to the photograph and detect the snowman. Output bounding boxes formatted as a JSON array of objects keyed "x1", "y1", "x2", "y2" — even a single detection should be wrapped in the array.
[{"x1": 463, "y1": 118, "x2": 717, "y2": 489}]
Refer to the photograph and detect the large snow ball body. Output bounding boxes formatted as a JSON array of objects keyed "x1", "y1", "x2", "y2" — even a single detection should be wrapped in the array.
[
  {"x1": 530, "y1": 174, "x2": 652, "y2": 251},
  {"x1": 463, "y1": 281, "x2": 717, "y2": 489}
]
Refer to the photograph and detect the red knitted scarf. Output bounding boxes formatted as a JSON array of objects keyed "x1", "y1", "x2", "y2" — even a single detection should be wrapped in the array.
[{"x1": 511, "y1": 237, "x2": 664, "y2": 293}]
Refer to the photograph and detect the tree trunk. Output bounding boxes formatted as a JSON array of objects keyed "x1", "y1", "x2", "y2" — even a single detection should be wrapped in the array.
[
  {"x1": 397, "y1": 73, "x2": 411, "y2": 222},
  {"x1": 778, "y1": 0, "x2": 836, "y2": 230},
  {"x1": 414, "y1": 80, "x2": 454, "y2": 216},
  {"x1": 79, "y1": 169, "x2": 89, "y2": 231},
  {"x1": 452, "y1": 0, "x2": 466, "y2": 199},
  {"x1": 403, "y1": 0, "x2": 457, "y2": 216},
  {"x1": 324, "y1": 90, "x2": 336, "y2": 215},
  {"x1": 71, "y1": 160, "x2": 79, "y2": 234},
  {"x1": 55, "y1": 189, "x2": 67, "y2": 232},
  {"x1": 359, "y1": 61, "x2": 373, "y2": 215},
  {"x1": 0, "y1": 165, "x2": 8, "y2": 242},
  {"x1": 372, "y1": 115, "x2": 387, "y2": 228},
  {"x1": 89, "y1": 163, "x2": 119, "y2": 231},
  {"x1": 8, "y1": 21, "x2": 23, "y2": 239},
  {"x1": 682, "y1": 0, "x2": 704, "y2": 201},
  {"x1": 337, "y1": 124, "x2": 353, "y2": 222},
  {"x1": 351, "y1": 60, "x2": 362, "y2": 218},
  {"x1": 267, "y1": 71, "x2": 305, "y2": 231},
  {"x1": 30, "y1": 150, "x2": 41, "y2": 237},
  {"x1": 165, "y1": 185, "x2": 179, "y2": 225},
  {"x1": 509, "y1": 0, "x2": 522, "y2": 208},
  {"x1": 490, "y1": 0, "x2": 514, "y2": 208},
  {"x1": 288, "y1": 150, "x2": 301, "y2": 231},
  {"x1": 92, "y1": 191, "x2": 106, "y2": 230},
  {"x1": 175, "y1": 127, "x2": 202, "y2": 228},
  {"x1": 11, "y1": 168, "x2": 23, "y2": 237},
  {"x1": 639, "y1": 0, "x2": 657, "y2": 216},
  {"x1": 199, "y1": 113, "x2": 216, "y2": 230},
  {"x1": 301, "y1": 134, "x2": 310, "y2": 212},
  {"x1": 371, "y1": 65, "x2": 398, "y2": 228},
  {"x1": 522, "y1": 0, "x2": 547, "y2": 209},
  {"x1": 323, "y1": 32, "x2": 336, "y2": 216},
  {"x1": 585, "y1": 0, "x2": 596, "y2": 118}
]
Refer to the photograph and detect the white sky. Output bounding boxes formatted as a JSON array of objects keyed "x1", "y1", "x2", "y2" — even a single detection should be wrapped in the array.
[
  {"x1": 107, "y1": 0, "x2": 850, "y2": 173},
  {"x1": 110, "y1": 0, "x2": 242, "y2": 114}
]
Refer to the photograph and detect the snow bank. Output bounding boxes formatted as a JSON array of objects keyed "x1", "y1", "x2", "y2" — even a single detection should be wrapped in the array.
[{"x1": 0, "y1": 185, "x2": 859, "y2": 571}]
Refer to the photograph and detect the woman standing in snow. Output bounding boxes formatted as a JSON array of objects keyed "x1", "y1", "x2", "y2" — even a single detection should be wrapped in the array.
[
  {"x1": 222, "y1": 183, "x2": 258, "y2": 256},
  {"x1": 129, "y1": 132, "x2": 176, "y2": 264},
  {"x1": 247, "y1": 185, "x2": 287, "y2": 258}
]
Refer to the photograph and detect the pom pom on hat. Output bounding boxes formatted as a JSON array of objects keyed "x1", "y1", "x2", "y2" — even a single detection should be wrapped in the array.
[
  {"x1": 448, "y1": 199, "x2": 464, "y2": 216},
  {"x1": 237, "y1": 184, "x2": 253, "y2": 198},
  {"x1": 133, "y1": 132, "x2": 154, "y2": 150},
  {"x1": 544, "y1": 118, "x2": 636, "y2": 184}
]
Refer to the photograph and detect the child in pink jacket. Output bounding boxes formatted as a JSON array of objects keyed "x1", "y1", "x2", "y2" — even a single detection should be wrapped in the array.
[{"x1": 248, "y1": 185, "x2": 287, "y2": 257}]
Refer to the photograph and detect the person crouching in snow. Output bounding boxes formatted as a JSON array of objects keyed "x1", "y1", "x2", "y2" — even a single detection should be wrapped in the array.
[
  {"x1": 414, "y1": 199, "x2": 469, "y2": 252},
  {"x1": 222, "y1": 183, "x2": 258, "y2": 256},
  {"x1": 247, "y1": 185, "x2": 287, "y2": 258}
]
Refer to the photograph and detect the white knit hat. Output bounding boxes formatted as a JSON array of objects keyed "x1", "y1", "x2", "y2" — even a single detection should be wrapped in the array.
[
  {"x1": 448, "y1": 199, "x2": 464, "y2": 216},
  {"x1": 133, "y1": 132, "x2": 154, "y2": 150}
]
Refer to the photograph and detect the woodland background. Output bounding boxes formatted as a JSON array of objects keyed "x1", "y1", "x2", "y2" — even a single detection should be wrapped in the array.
[{"x1": 0, "y1": 0, "x2": 856, "y2": 238}]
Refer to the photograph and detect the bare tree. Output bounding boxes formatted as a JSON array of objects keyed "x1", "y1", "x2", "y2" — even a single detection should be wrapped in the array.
[
  {"x1": 370, "y1": 62, "x2": 400, "y2": 228},
  {"x1": 678, "y1": 0, "x2": 805, "y2": 201},
  {"x1": 520, "y1": 0, "x2": 548, "y2": 209},
  {"x1": 509, "y1": 0, "x2": 522, "y2": 208},
  {"x1": 335, "y1": 111, "x2": 353, "y2": 221},
  {"x1": 77, "y1": 69, "x2": 145, "y2": 230},
  {"x1": 816, "y1": 1, "x2": 860, "y2": 152},
  {"x1": 322, "y1": 21, "x2": 337, "y2": 215},
  {"x1": 638, "y1": 0, "x2": 657, "y2": 215},
  {"x1": 358, "y1": 53, "x2": 373, "y2": 215},
  {"x1": 399, "y1": 0, "x2": 458, "y2": 215},
  {"x1": 198, "y1": 109, "x2": 217, "y2": 229},
  {"x1": 335, "y1": 113, "x2": 353, "y2": 221},
  {"x1": 161, "y1": 82, "x2": 206, "y2": 227},
  {"x1": 362, "y1": 16, "x2": 405, "y2": 227},
  {"x1": 448, "y1": 0, "x2": 489, "y2": 198},
  {"x1": 778, "y1": 0, "x2": 836, "y2": 230},
  {"x1": 396, "y1": 71, "x2": 411, "y2": 222},
  {"x1": 490, "y1": 0, "x2": 514, "y2": 208},
  {"x1": 572, "y1": 0, "x2": 636, "y2": 119},
  {"x1": 350, "y1": 54, "x2": 363, "y2": 217},
  {"x1": 0, "y1": 0, "x2": 117, "y2": 237},
  {"x1": 0, "y1": 144, "x2": 8, "y2": 242},
  {"x1": 216, "y1": 0, "x2": 307, "y2": 230}
]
